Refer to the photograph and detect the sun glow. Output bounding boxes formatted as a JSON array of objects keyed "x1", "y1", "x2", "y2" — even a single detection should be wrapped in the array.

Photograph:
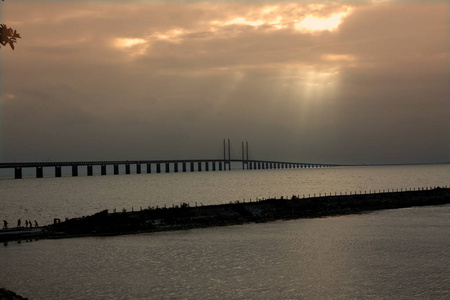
[
  {"x1": 116, "y1": 38, "x2": 146, "y2": 48},
  {"x1": 114, "y1": 38, "x2": 148, "y2": 56}
]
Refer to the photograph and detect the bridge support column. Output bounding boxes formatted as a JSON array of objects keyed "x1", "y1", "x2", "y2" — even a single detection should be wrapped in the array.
[
  {"x1": 157, "y1": 163, "x2": 161, "y2": 173},
  {"x1": 165, "y1": 163, "x2": 170, "y2": 173},
  {"x1": 190, "y1": 162, "x2": 194, "y2": 172},
  {"x1": 219, "y1": 161, "x2": 222, "y2": 171},
  {"x1": 146, "y1": 163, "x2": 151, "y2": 173},
  {"x1": 126, "y1": 164, "x2": 130, "y2": 175},
  {"x1": 198, "y1": 162, "x2": 202, "y2": 172},
  {"x1": 136, "y1": 164, "x2": 141, "y2": 174},
  {"x1": 72, "y1": 165, "x2": 78, "y2": 177},
  {"x1": 182, "y1": 162, "x2": 187, "y2": 172},
  {"x1": 174, "y1": 163, "x2": 178, "y2": 173},
  {"x1": 87, "y1": 165, "x2": 93, "y2": 176},
  {"x1": 205, "y1": 162, "x2": 209, "y2": 172},
  {"x1": 212, "y1": 162, "x2": 216, "y2": 171},
  {"x1": 114, "y1": 164, "x2": 119, "y2": 175},
  {"x1": 101, "y1": 165, "x2": 107, "y2": 175},
  {"x1": 36, "y1": 166, "x2": 43, "y2": 178},
  {"x1": 15, "y1": 167, "x2": 22, "y2": 179},
  {"x1": 55, "y1": 166, "x2": 62, "y2": 177}
]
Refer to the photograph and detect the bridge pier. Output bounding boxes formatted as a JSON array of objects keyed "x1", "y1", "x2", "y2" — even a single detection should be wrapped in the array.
[
  {"x1": 36, "y1": 166, "x2": 43, "y2": 178},
  {"x1": 15, "y1": 167, "x2": 22, "y2": 179},
  {"x1": 146, "y1": 163, "x2": 151, "y2": 174},
  {"x1": 174, "y1": 163, "x2": 178, "y2": 173},
  {"x1": 72, "y1": 165, "x2": 78, "y2": 177},
  {"x1": 205, "y1": 162, "x2": 209, "y2": 172},
  {"x1": 212, "y1": 161, "x2": 216, "y2": 171},
  {"x1": 157, "y1": 163, "x2": 161, "y2": 173},
  {"x1": 219, "y1": 161, "x2": 222, "y2": 171},
  {"x1": 198, "y1": 162, "x2": 202, "y2": 172},
  {"x1": 126, "y1": 164, "x2": 131, "y2": 175},
  {"x1": 114, "y1": 164, "x2": 119, "y2": 175},
  {"x1": 101, "y1": 165, "x2": 107, "y2": 175},
  {"x1": 88, "y1": 165, "x2": 93, "y2": 176},
  {"x1": 55, "y1": 166, "x2": 62, "y2": 177},
  {"x1": 136, "y1": 164, "x2": 141, "y2": 174},
  {"x1": 182, "y1": 162, "x2": 187, "y2": 172},
  {"x1": 165, "y1": 163, "x2": 170, "y2": 173}
]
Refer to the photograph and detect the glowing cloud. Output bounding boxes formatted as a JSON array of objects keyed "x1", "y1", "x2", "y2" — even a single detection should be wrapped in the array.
[
  {"x1": 322, "y1": 54, "x2": 357, "y2": 62},
  {"x1": 115, "y1": 38, "x2": 146, "y2": 48},
  {"x1": 295, "y1": 9, "x2": 351, "y2": 32},
  {"x1": 224, "y1": 17, "x2": 265, "y2": 27}
]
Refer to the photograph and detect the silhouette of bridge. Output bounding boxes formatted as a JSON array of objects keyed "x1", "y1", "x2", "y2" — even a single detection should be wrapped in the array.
[{"x1": 0, "y1": 140, "x2": 338, "y2": 179}]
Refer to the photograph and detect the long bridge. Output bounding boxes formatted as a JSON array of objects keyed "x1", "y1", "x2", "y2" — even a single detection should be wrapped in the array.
[{"x1": 0, "y1": 140, "x2": 338, "y2": 179}]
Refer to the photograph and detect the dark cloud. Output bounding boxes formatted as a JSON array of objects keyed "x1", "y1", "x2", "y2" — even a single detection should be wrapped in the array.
[{"x1": 1, "y1": 1, "x2": 448, "y2": 163}]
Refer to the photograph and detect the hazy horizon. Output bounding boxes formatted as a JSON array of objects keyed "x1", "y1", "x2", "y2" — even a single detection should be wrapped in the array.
[{"x1": 1, "y1": 0, "x2": 448, "y2": 165}]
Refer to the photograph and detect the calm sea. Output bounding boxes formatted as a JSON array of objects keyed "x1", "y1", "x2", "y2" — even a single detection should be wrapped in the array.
[{"x1": 1, "y1": 165, "x2": 449, "y2": 299}]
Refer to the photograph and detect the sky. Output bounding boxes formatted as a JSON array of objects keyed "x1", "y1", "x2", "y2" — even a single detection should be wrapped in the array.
[{"x1": 0, "y1": 0, "x2": 448, "y2": 165}]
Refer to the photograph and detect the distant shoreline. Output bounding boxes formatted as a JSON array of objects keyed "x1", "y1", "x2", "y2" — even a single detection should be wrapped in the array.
[{"x1": 1, "y1": 187, "x2": 449, "y2": 243}]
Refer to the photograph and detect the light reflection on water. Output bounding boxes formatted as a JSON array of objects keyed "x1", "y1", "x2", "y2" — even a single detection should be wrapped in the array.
[
  {"x1": 1, "y1": 164, "x2": 449, "y2": 225},
  {"x1": 1, "y1": 205, "x2": 449, "y2": 299}
]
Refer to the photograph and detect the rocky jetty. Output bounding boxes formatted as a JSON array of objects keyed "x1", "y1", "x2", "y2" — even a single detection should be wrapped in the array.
[{"x1": 1, "y1": 187, "x2": 449, "y2": 243}]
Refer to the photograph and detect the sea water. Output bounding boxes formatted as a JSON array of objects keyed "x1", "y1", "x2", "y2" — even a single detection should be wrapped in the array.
[{"x1": 0, "y1": 165, "x2": 449, "y2": 299}]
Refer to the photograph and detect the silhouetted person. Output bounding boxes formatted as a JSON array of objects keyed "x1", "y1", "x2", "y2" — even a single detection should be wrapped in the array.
[
  {"x1": 25, "y1": 220, "x2": 29, "y2": 228},
  {"x1": 17, "y1": 219, "x2": 21, "y2": 228},
  {"x1": 34, "y1": 220, "x2": 38, "y2": 228},
  {"x1": 2, "y1": 220, "x2": 7, "y2": 229}
]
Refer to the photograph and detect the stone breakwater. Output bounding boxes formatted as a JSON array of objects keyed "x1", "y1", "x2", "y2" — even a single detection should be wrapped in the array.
[{"x1": 1, "y1": 188, "x2": 449, "y2": 243}]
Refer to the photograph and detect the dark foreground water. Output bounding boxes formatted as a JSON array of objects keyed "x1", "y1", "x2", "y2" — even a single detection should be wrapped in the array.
[
  {"x1": 1, "y1": 206, "x2": 449, "y2": 299},
  {"x1": 1, "y1": 165, "x2": 450, "y2": 299}
]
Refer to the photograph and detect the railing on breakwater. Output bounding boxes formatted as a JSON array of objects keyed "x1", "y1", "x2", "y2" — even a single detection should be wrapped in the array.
[{"x1": 117, "y1": 186, "x2": 449, "y2": 213}]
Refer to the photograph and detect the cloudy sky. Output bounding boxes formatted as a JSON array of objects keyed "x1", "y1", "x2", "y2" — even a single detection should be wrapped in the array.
[{"x1": 0, "y1": 0, "x2": 448, "y2": 164}]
